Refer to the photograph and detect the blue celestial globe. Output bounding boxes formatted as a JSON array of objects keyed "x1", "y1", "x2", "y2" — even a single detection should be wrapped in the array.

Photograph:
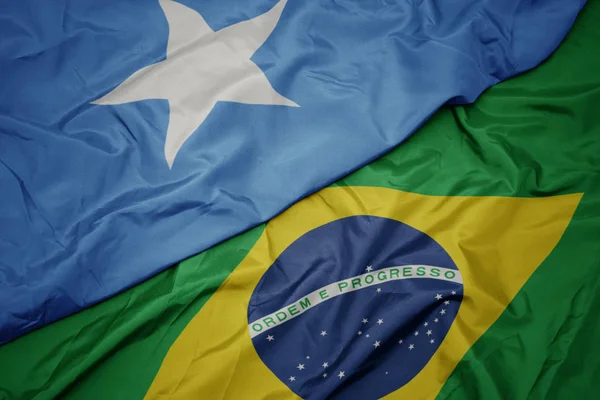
[{"x1": 248, "y1": 216, "x2": 463, "y2": 399}]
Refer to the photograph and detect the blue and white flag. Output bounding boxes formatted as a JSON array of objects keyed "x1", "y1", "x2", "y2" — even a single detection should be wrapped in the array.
[{"x1": 0, "y1": 0, "x2": 586, "y2": 343}]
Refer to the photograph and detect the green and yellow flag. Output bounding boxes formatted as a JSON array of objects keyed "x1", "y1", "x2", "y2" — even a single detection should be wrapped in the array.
[{"x1": 1, "y1": 2, "x2": 599, "y2": 399}]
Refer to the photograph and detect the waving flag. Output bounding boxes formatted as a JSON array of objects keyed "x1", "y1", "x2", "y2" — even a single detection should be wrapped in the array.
[
  {"x1": 1, "y1": 2, "x2": 599, "y2": 398},
  {"x1": 0, "y1": 0, "x2": 587, "y2": 343}
]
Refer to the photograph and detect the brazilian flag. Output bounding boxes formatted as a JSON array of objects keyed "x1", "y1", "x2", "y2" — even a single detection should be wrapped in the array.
[{"x1": 1, "y1": 2, "x2": 599, "y2": 399}]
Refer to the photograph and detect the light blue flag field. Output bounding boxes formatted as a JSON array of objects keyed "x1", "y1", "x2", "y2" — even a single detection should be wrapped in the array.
[{"x1": 0, "y1": 0, "x2": 586, "y2": 343}]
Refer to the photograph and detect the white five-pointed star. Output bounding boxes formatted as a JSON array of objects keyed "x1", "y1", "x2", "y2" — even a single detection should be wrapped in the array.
[
  {"x1": 377, "y1": 319, "x2": 384, "y2": 325},
  {"x1": 306, "y1": 356, "x2": 310, "y2": 359},
  {"x1": 357, "y1": 330, "x2": 362, "y2": 335},
  {"x1": 444, "y1": 300, "x2": 450, "y2": 305},
  {"x1": 408, "y1": 344, "x2": 415, "y2": 350},
  {"x1": 426, "y1": 330, "x2": 432, "y2": 336},
  {"x1": 322, "y1": 362, "x2": 329, "y2": 368},
  {"x1": 435, "y1": 294, "x2": 443, "y2": 300},
  {"x1": 289, "y1": 376, "x2": 296, "y2": 382},
  {"x1": 430, "y1": 339, "x2": 435, "y2": 344},
  {"x1": 398, "y1": 339, "x2": 403, "y2": 344},
  {"x1": 362, "y1": 318, "x2": 368, "y2": 324},
  {"x1": 414, "y1": 331, "x2": 419, "y2": 336},
  {"x1": 266, "y1": 335, "x2": 274, "y2": 341},
  {"x1": 376, "y1": 288, "x2": 382, "y2": 293},
  {"x1": 93, "y1": 0, "x2": 298, "y2": 168},
  {"x1": 323, "y1": 373, "x2": 328, "y2": 378},
  {"x1": 366, "y1": 334, "x2": 370, "y2": 338},
  {"x1": 366, "y1": 266, "x2": 374, "y2": 272},
  {"x1": 451, "y1": 290, "x2": 457, "y2": 295},
  {"x1": 434, "y1": 318, "x2": 439, "y2": 323},
  {"x1": 338, "y1": 371, "x2": 345, "y2": 379},
  {"x1": 424, "y1": 322, "x2": 429, "y2": 327},
  {"x1": 373, "y1": 341, "x2": 381, "y2": 348},
  {"x1": 297, "y1": 364, "x2": 305, "y2": 370},
  {"x1": 321, "y1": 330, "x2": 327, "y2": 337},
  {"x1": 440, "y1": 309, "x2": 447, "y2": 315}
]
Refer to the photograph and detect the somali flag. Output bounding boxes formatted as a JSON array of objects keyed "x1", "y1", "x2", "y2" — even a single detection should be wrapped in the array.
[{"x1": 0, "y1": 0, "x2": 586, "y2": 343}]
